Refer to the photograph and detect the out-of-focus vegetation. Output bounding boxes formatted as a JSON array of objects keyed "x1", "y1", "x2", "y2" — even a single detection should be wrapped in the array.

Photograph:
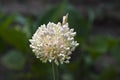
[{"x1": 0, "y1": 1, "x2": 120, "y2": 80}]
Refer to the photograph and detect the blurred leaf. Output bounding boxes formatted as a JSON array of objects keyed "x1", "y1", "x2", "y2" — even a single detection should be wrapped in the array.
[
  {"x1": 23, "y1": 24, "x2": 31, "y2": 39},
  {"x1": 84, "y1": 36, "x2": 119, "y2": 60},
  {"x1": 91, "y1": 67, "x2": 117, "y2": 80},
  {"x1": 15, "y1": 14, "x2": 27, "y2": 25},
  {"x1": 0, "y1": 15, "x2": 15, "y2": 28},
  {"x1": 86, "y1": 36, "x2": 120, "y2": 58},
  {"x1": 91, "y1": 74, "x2": 100, "y2": 80},
  {"x1": 31, "y1": 59, "x2": 50, "y2": 79},
  {"x1": 15, "y1": 14, "x2": 32, "y2": 38},
  {"x1": 111, "y1": 43, "x2": 120, "y2": 65},
  {"x1": 65, "y1": 5, "x2": 93, "y2": 42},
  {"x1": 62, "y1": 73, "x2": 73, "y2": 80},
  {"x1": 84, "y1": 55, "x2": 93, "y2": 65},
  {"x1": 22, "y1": 19, "x2": 32, "y2": 39},
  {"x1": 2, "y1": 50, "x2": 26, "y2": 70},
  {"x1": 66, "y1": 60, "x2": 80, "y2": 72},
  {"x1": 32, "y1": 1, "x2": 67, "y2": 33},
  {"x1": 88, "y1": 9, "x2": 95, "y2": 24},
  {"x1": 0, "y1": 26, "x2": 28, "y2": 52},
  {"x1": 0, "y1": 14, "x2": 28, "y2": 52},
  {"x1": 89, "y1": 36, "x2": 109, "y2": 53},
  {"x1": 0, "y1": 13, "x2": 5, "y2": 23},
  {"x1": 0, "y1": 38, "x2": 7, "y2": 52},
  {"x1": 99, "y1": 67, "x2": 117, "y2": 80},
  {"x1": 83, "y1": 36, "x2": 108, "y2": 60}
]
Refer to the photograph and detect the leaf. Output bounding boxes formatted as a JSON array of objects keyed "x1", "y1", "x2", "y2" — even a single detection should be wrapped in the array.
[
  {"x1": 16, "y1": 14, "x2": 32, "y2": 38},
  {"x1": 62, "y1": 73, "x2": 74, "y2": 80},
  {"x1": 31, "y1": 59, "x2": 50, "y2": 78},
  {"x1": 84, "y1": 36, "x2": 109, "y2": 60},
  {"x1": 0, "y1": 38, "x2": 7, "y2": 52},
  {"x1": 91, "y1": 68, "x2": 117, "y2": 80},
  {"x1": 65, "y1": 5, "x2": 93, "y2": 42},
  {"x1": 0, "y1": 14, "x2": 15, "y2": 28},
  {"x1": 1, "y1": 50, "x2": 26, "y2": 70},
  {"x1": 0, "y1": 14, "x2": 28, "y2": 52},
  {"x1": 15, "y1": 14, "x2": 27, "y2": 25},
  {"x1": 99, "y1": 67, "x2": 117, "y2": 80},
  {"x1": 111, "y1": 43, "x2": 120, "y2": 65},
  {"x1": 0, "y1": 27, "x2": 28, "y2": 53},
  {"x1": 86, "y1": 36, "x2": 119, "y2": 60},
  {"x1": 90, "y1": 37, "x2": 109, "y2": 53}
]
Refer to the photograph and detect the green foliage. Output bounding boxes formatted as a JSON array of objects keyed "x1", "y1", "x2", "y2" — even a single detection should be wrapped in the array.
[
  {"x1": 0, "y1": 27, "x2": 28, "y2": 52},
  {"x1": 66, "y1": 5, "x2": 93, "y2": 41},
  {"x1": 0, "y1": 38, "x2": 7, "y2": 52},
  {"x1": 94, "y1": 67, "x2": 117, "y2": 80},
  {"x1": 0, "y1": 14, "x2": 29, "y2": 52},
  {"x1": 1, "y1": 50, "x2": 26, "y2": 70},
  {"x1": 111, "y1": 42, "x2": 120, "y2": 65}
]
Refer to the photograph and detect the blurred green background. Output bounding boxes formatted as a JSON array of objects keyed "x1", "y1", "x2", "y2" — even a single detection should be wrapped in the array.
[{"x1": 0, "y1": 0, "x2": 120, "y2": 80}]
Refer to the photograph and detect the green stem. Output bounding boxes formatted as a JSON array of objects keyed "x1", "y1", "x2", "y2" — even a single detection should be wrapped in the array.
[{"x1": 52, "y1": 62, "x2": 58, "y2": 80}]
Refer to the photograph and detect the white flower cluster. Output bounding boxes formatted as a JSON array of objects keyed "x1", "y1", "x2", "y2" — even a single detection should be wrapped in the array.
[{"x1": 29, "y1": 14, "x2": 79, "y2": 65}]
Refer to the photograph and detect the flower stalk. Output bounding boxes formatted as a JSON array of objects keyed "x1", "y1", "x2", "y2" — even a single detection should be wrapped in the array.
[{"x1": 52, "y1": 62, "x2": 58, "y2": 80}]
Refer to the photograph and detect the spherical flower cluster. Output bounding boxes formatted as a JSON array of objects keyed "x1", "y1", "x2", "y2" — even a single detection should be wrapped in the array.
[{"x1": 29, "y1": 14, "x2": 79, "y2": 65}]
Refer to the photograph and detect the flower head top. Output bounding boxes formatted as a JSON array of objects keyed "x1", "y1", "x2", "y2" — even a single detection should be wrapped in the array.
[{"x1": 29, "y1": 14, "x2": 79, "y2": 65}]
